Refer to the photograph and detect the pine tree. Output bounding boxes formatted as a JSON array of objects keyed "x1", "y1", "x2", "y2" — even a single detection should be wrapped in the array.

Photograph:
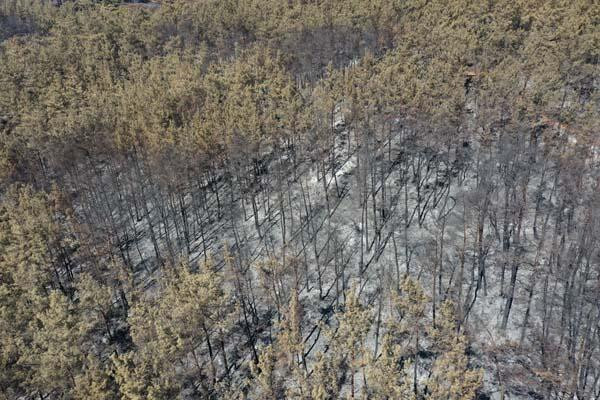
[
  {"x1": 122, "y1": 260, "x2": 231, "y2": 396},
  {"x1": 76, "y1": 273, "x2": 115, "y2": 340},
  {"x1": 252, "y1": 343, "x2": 282, "y2": 400},
  {"x1": 111, "y1": 350, "x2": 179, "y2": 400},
  {"x1": 0, "y1": 186, "x2": 78, "y2": 397},
  {"x1": 323, "y1": 287, "x2": 373, "y2": 399},
  {"x1": 367, "y1": 334, "x2": 415, "y2": 400},
  {"x1": 393, "y1": 278, "x2": 428, "y2": 398},
  {"x1": 252, "y1": 289, "x2": 307, "y2": 399},
  {"x1": 309, "y1": 350, "x2": 343, "y2": 400},
  {"x1": 426, "y1": 301, "x2": 483, "y2": 400},
  {"x1": 73, "y1": 354, "x2": 118, "y2": 400},
  {"x1": 25, "y1": 291, "x2": 84, "y2": 397}
]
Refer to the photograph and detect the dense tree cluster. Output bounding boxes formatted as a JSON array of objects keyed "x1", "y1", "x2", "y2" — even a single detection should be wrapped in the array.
[{"x1": 0, "y1": 0, "x2": 599, "y2": 398}]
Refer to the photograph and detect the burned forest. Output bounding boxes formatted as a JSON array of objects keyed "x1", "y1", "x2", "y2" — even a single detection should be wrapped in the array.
[{"x1": 1, "y1": 0, "x2": 599, "y2": 399}]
